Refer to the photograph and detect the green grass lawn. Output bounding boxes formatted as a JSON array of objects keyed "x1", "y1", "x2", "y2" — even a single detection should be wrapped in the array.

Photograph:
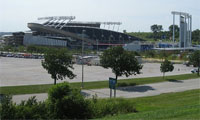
[
  {"x1": 0, "y1": 74, "x2": 199, "y2": 95},
  {"x1": 101, "y1": 89, "x2": 200, "y2": 120}
]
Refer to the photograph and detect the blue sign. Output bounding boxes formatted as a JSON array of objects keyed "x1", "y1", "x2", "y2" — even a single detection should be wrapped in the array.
[{"x1": 109, "y1": 77, "x2": 117, "y2": 89}]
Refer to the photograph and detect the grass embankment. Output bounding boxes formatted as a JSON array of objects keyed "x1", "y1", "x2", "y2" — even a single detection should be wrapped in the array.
[
  {"x1": 128, "y1": 32, "x2": 155, "y2": 42},
  {"x1": 0, "y1": 74, "x2": 199, "y2": 95},
  {"x1": 128, "y1": 32, "x2": 176, "y2": 42},
  {"x1": 101, "y1": 89, "x2": 200, "y2": 120}
]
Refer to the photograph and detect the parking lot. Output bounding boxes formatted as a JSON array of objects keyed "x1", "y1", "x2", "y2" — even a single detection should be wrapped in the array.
[{"x1": 0, "y1": 57, "x2": 195, "y2": 87}]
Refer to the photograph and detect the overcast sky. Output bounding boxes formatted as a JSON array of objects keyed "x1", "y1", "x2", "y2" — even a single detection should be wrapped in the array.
[{"x1": 0, "y1": 0, "x2": 199, "y2": 32}]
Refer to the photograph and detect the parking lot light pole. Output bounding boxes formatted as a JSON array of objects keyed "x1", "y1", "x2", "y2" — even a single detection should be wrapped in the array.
[{"x1": 81, "y1": 30, "x2": 86, "y2": 88}]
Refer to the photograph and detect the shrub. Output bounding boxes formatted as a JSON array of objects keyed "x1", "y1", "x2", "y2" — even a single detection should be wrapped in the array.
[
  {"x1": 145, "y1": 51, "x2": 156, "y2": 58},
  {"x1": 15, "y1": 96, "x2": 47, "y2": 119},
  {"x1": 0, "y1": 95, "x2": 47, "y2": 119},
  {"x1": 91, "y1": 98, "x2": 137, "y2": 118},
  {"x1": 48, "y1": 82, "x2": 72, "y2": 102},
  {"x1": 0, "y1": 83, "x2": 137, "y2": 119},
  {"x1": 47, "y1": 82, "x2": 93, "y2": 119},
  {"x1": 0, "y1": 95, "x2": 16, "y2": 119}
]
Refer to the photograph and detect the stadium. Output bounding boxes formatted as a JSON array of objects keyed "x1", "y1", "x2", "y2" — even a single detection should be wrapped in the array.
[{"x1": 24, "y1": 16, "x2": 142, "y2": 50}]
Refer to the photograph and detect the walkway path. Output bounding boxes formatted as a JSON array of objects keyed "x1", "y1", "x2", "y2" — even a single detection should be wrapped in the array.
[{"x1": 13, "y1": 78, "x2": 200, "y2": 104}]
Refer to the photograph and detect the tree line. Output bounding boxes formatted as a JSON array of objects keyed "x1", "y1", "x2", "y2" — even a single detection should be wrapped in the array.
[
  {"x1": 150, "y1": 24, "x2": 200, "y2": 44},
  {"x1": 128, "y1": 24, "x2": 200, "y2": 44},
  {"x1": 42, "y1": 46, "x2": 199, "y2": 86}
]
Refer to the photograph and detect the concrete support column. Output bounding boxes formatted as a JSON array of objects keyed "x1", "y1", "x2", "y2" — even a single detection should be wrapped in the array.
[
  {"x1": 190, "y1": 16, "x2": 192, "y2": 46},
  {"x1": 187, "y1": 17, "x2": 190, "y2": 47},
  {"x1": 179, "y1": 15, "x2": 182, "y2": 48},
  {"x1": 184, "y1": 17, "x2": 187, "y2": 49},
  {"x1": 173, "y1": 14, "x2": 175, "y2": 48}
]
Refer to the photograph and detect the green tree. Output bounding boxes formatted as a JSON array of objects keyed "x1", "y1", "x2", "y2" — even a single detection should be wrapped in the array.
[
  {"x1": 189, "y1": 50, "x2": 200, "y2": 76},
  {"x1": 159, "y1": 50, "x2": 168, "y2": 60},
  {"x1": 18, "y1": 46, "x2": 26, "y2": 52},
  {"x1": 169, "y1": 24, "x2": 179, "y2": 38},
  {"x1": 145, "y1": 50, "x2": 156, "y2": 58},
  {"x1": 3, "y1": 45, "x2": 12, "y2": 51},
  {"x1": 100, "y1": 47, "x2": 142, "y2": 97},
  {"x1": 100, "y1": 46, "x2": 143, "y2": 82},
  {"x1": 160, "y1": 59, "x2": 174, "y2": 79},
  {"x1": 42, "y1": 48, "x2": 76, "y2": 85},
  {"x1": 151, "y1": 24, "x2": 163, "y2": 40},
  {"x1": 123, "y1": 30, "x2": 127, "y2": 33},
  {"x1": 192, "y1": 29, "x2": 200, "y2": 44},
  {"x1": 27, "y1": 45, "x2": 37, "y2": 53}
]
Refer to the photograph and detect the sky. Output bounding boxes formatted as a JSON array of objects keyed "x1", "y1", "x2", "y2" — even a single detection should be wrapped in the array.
[{"x1": 0, "y1": 0, "x2": 199, "y2": 32}]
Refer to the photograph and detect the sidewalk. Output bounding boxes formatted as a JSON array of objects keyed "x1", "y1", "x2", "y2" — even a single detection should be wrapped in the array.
[{"x1": 13, "y1": 78, "x2": 200, "y2": 104}]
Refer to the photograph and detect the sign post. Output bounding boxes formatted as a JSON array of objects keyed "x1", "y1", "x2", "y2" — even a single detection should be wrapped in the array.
[
  {"x1": 109, "y1": 77, "x2": 117, "y2": 98},
  {"x1": 110, "y1": 88, "x2": 112, "y2": 98}
]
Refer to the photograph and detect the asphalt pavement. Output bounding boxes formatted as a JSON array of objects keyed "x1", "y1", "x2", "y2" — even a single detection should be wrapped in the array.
[{"x1": 0, "y1": 57, "x2": 195, "y2": 86}]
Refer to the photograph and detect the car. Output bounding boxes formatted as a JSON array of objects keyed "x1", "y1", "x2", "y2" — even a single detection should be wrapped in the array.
[
  {"x1": 6, "y1": 54, "x2": 14, "y2": 57},
  {"x1": 191, "y1": 68, "x2": 199, "y2": 73}
]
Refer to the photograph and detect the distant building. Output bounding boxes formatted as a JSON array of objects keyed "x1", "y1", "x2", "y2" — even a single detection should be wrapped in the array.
[
  {"x1": 2, "y1": 32, "x2": 24, "y2": 46},
  {"x1": 123, "y1": 41, "x2": 154, "y2": 51},
  {"x1": 158, "y1": 43, "x2": 173, "y2": 48}
]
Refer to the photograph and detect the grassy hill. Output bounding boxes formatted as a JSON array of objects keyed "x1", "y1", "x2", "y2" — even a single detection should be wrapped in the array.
[
  {"x1": 128, "y1": 32, "x2": 178, "y2": 43},
  {"x1": 102, "y1": 89, "x2": 200, "y2": 120},
  {"x1": 128, "y1": 32, "x2": 155, "y2": 41}
]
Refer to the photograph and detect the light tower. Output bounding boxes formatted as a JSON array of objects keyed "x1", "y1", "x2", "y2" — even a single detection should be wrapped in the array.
[{"x1": 171, "y1": 11, "x2": 192, "y2": 48}]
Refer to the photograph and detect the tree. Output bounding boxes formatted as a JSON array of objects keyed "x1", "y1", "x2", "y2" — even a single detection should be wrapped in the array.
[
  {"x1": 159, "y1": 50, "x2": 168, "y2": 60},
  {"x1": 100, "y1": 46, "x2": 143, "y2": 82},
  {"x1": 192, "y1": 29, "x2": 200, "y2": 44},
  {"x1": 18, "y1": 46, "x2": 25, "y2": 52},
  {"x1": 145, "y1": 50, "x2": 156, "y2": 58},
  {"x1": 27, "y1": 45, "x2": 37, "y2": 53},
  {"x1": 151, "y1": 24, "x2": 163, "y2": 40},
  {"x1": 160, "y1": 59, "x2": 174, "y2": 79},
  {"x1": 100, "y1": 46, "x2": 142, "y2": 97},
  {"x1": 123, "y1": 30, "x2": 127, "y2": 33},
  {"x1": 169, "y1": 24, "x2": 179, "y2": 38},
  {"x1": 189, "y1": 50, "x2": 200, "y2": 76},
  {"x1": 42, "y1": 48, "x2": 76, "y2": 85}
]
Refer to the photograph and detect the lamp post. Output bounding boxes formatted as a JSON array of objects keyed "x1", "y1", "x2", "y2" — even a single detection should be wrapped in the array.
[{"x1": 81, "y1": 29, "x2": 86, "y2": 88}]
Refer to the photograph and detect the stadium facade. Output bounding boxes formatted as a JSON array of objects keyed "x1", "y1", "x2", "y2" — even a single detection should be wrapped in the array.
[{"x1": 23, "y1": 16, "x2": 142, "y2": 49}]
